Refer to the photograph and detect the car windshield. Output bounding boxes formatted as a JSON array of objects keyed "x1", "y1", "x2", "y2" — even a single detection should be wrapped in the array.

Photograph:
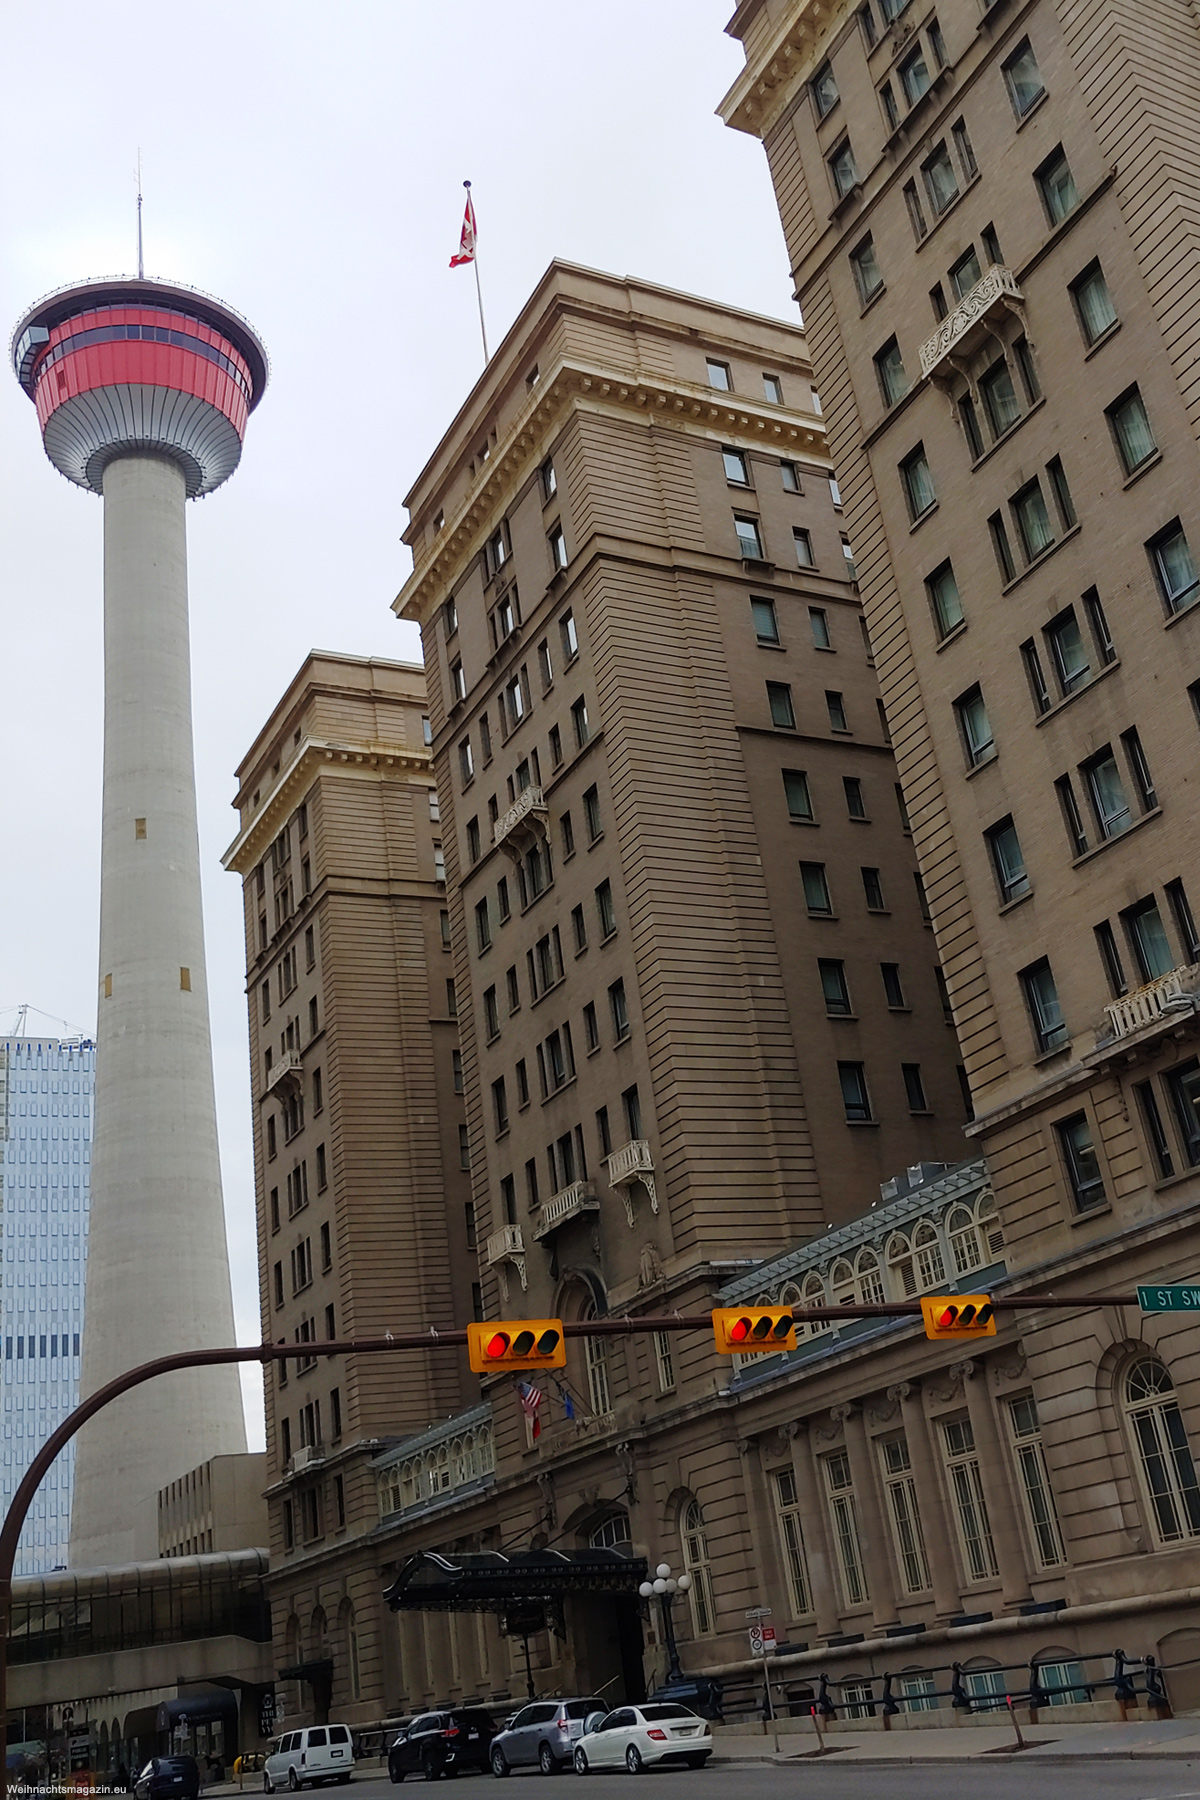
[
  {"x1": 157, "y1": 1759, "x2": 194, "y2": 1773},
  {"x1": 565, "y1": 1701, "x2": 604, "y2": 1719},
  {"x1": 638, "y1": 1705, "x2": 697, "y2": 1721}
]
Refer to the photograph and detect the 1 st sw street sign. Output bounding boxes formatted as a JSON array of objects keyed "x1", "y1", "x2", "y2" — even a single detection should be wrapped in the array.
[{"x1": 1139, "y1": 1284, "x2": 1200, "y2": 1312}]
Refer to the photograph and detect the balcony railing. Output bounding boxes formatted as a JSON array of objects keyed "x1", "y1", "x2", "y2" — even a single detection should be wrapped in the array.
[
  {"x1": 265, "y1": 1049, "x2": 303, "y2": 1096},
  {"x1": 493, "y1": 785, "x2": 547, "y2": 852},
  {"x1": 605, "y1": 1138, "x2": 658, "y2": 1222},
  {"x1": 1103, "y1": 964, "x2": 1200, "y2": 1044},
  {"x1": 486, "y1": 1223, "x2": 525, "y2": 1264},
  {"x1": 919, "y1": 265, "x2": 1023, "y2": 380},
  {"x1": 289, "y1": 1443, "x2": 324, "y2": 1474},
  {"x1": 532, "y1": 1181, "x2": 599, "y2": 1242}
]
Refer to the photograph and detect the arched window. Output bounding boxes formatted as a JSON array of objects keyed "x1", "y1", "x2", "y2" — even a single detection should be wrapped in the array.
[
  {"x1": 947, "y1": 1206, "x2": 982, "y2": 1276},
  {"x1": 1124, "y1": 1358, "x2": 1200, "y2": 1543},
  {"x1": 887, "y1": 1234, "x2": 916, "y2": 1297},
  {"x1": 977, "y1": 1190, "x2": 1004, "y2": 1261},
  {"x1": 583, "y1": 1304, "x2": 612, "y2": 1416},
  {"x1": 681, "y1": 1498, "x2": 715, "y2": 1636},
  {"x1": 340, "y1": 1600, "x2": 361, "y2": 1702},
  {"x1": 589, "y1": 1511, "x2": 631, "y2": 1549},
  {"x1": 801, "y1": 1272, "x2": 829, "y2": 1335},
  {"x1": 831, "y1": 1260, "x2": 856, "y2": 1306},
  {"x1": 856, "y1": 1249, "x2": 885, "y2": 1305},
  {"x1": 913, "y1": 1221, "x2": 945, "y2": 1290},
  {"x1": 779, "y1": 1281, "x2": 804, "y2": 1339},
  {"x1": 310, "y1": 1606, "x2": 328, "y2": 1660}
]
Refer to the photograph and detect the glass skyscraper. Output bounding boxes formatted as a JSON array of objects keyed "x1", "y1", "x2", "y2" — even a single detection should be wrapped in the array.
[{"x1": 0, "y1": 1036, "x2": 93, "y2": 1573}]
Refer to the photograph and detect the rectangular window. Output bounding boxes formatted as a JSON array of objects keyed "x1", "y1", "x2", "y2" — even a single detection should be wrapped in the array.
[
  {"x1": 826, "y1": 690, "x2": 849, "y2": 732},
  {"x1": 320, "y1": 1221, "x2": 331, "y2": 1270},
  {"x1": 1083, "y1": 588, "x2": 1116, "y2": 664},
  {"x1": 875, "y1": 337, "x2": 909, "y2": 406},
  {"x1": 780, "y1": 459, "x2": 800, "y2": 491},
  {"x1": 549, "y1": 524, "x2": 568, "y2": 571},
  {"x1": 819, "y1": 959, "x2": 852, "y2": 1016},
  {"x1": 581, "y1": 784, "x2": 602, "y2": 842},
  {"x1": 1021, "y1": 958, "x2": 1067, "y2": 1052},
  {"x1": 809, "y1": 607, "x2": 831, "y2": 648},
  {"x1": 496, "y1": 874, "x2": 511, "y2": 921},
  {"x1": 881, "y1": 963, "x2": 906, "y2": 1008},
  {"x1": 735, "y1": 515, "x2": 764, "y2": 560},
  {"x1": 653, "y1": 1330, "x2": 676, "y2": 1392},
  {"x1": 315, "y1": 1143, "x2": 327, "y2": 1191},
  {"x1": 942, "y1": 1416, "x2": 999, "y2": 1581},
  {"x1": 952, "y1": 117, "x2": 978, "y2": 179},
  {"x1": 483, "y1": 985, "x2": 499, "y2": 1041},
  {"x1": 1095, "y1": 919, "x2": 1128, "y2": 997},
  {"x1": 1038, "y1": 146, "x2": 1079, "y2": 223},
  {"x1": 596, "y1": 880, "x2": 617, "y2": 938},
  {"x1": 1123, "y1": 727, "x2": 1157, "y2": 812},
  {"x1": 568, "y1": 696, "x2": 589, "y2": 748},
  {"x1": 537, "y1": 639, "x2": 554, "y2": 690},
  {"x1": 801, "y1": 862, "x2": 833, "y2": 915},
  {"x1": 981, "y1": 356, "x2": 1021, "y2": 438},
  {"x1": 838, "y1": 1061, "x2": 872, "y2": 1122},
  {"x1": 1009, "y1": 1396, "x2": 1065, "y2": 1567},
  {"x1": 783, "y1": 768, "x2": 813, "y2": 821},
  {"x1": 901, "y1": 446, "x2": 936, "y2": 520},
  {"x1": 459, "y1": 1124, "x2": 470, "y2": 1170},
  {"x1": 843, "y1": 776, "x2": 866, "y2": 819},
  {"x1": 492, "y1": 1077, "x2": 509, "y2": 1136},
  {"x1": 922, "y1": 142, "x2": 959, "y2": 215},
  {"x1": 773, "y1": 1469, "x2": 813, "y2": 1616},
  {"x1": 1108, "y1": 387, "x2": 1157, "y2": 475},
  {"x1": 1072, "y1": 261, "x2": 1118, "y2": 344},
  {"x1": 862, "y1": 866, "x2": 885, "y2": 910},
  {"x1": 1057, "y1": 1112, "x2": 1106, "y2": 1211},
  {"x1": 1168, "y1": 1060, "x2": 1200, "y2": 1166},
  {"x1": 1056, "y1": 774, "x2": 1089, "y2": 857},
  {"x1": 989, "y1": 509, "x2": 1017, "y2": 583},
  {"x1": 1124, "y1": 895, "x2": 1174, "y2": 982},
  {"x1": 1047, "y1": 607, "x2": 1090, "y2": 696},
  {"x1": 623, "y1": 1083, "x2": 643, "y2": 1141},
  {"x1": 830, "y1": 140, "x2": 859, "y2": 199},
  {"x1": 723, "y1": 446, "x2": 750, "y2": 485},
  {"x1": 559, "y1": 811, "x2": 575, "y2": 860},
  {"x1": 560, "y1": 609, "x2": 579, "y2": 662},
  {"x1": 767, "y1": 682, "x2": 796, "y2": 729},
  {"x1": 987, "y1": 816, "x2": 1029, "y2": 903},
  {"x1": 1084, "y1": 747, "x2": 1132, "y2": 839},
  {"x1": 583, "y1": 1001, "x2": 599, "y2": 1052},
  {"x1": 450, "y1": 659, "x2": 466, "y2": 704},
  {"x1": 1137, "y1": 1080, "x2": 1175, "y2": 1179},
  {"x1": 1013, "y1": 479, "x2": 1054, "y2": 560},
  {"x1": 851, "y1": 237, "x2": 884, "y2": 304},
  {"x1": 1003, "y1": 38, "x2": 1045, "y2": 115},
  {"x1": 903, "y1": 178, "x2": 928, "y2": 240},
  {"x1": 955, "y1": 685, "x2": 995, "y2": 766},
  {"x1": 1167, "y1": 879, "x2": 1200, "y2": 964},
  {"x1": 1022, "y1": 639, "x2": 1051, "y2": 714},
  {"x1": 882, "y1": 1436, "x2": 931, "y2": 1593},
  {"x1": 903, "y1": 1063, "x2": 929, "y2": 1111},
  {"x1": 474, "y1": 898, "x2": 491, "y2": 953},
  {"x1": 899, "y1": 42, "x2": 930, "y2": 105},
  {"x1": 609, "y1": 979, "x2": 630, "y2": 1040},
  {"x1": 466, "y1": 817, "x2": 481, "y2": 863},
  {"x1": 706, "y1": 358, "x2": 732, "y2": 391},
  {"x1": 927, "y1": 561, "x2": 964, "y2": 637},
  {"x1": 895, "y1": 784, "x2": 911, "y2": 834},
  {"x1": 950, "y1": 247, "x2": 982, "y2": 301},
  {"x1": 515, "y1": 1057, "x2": 529, "y2": 1106},
  {"x1": 764, "y1": 373, "x2": 785, "y2": 405},
  {"x1": 752, "y1": 596, "x2": 780, "y2": 643},
  {"x1": 1150, "y1": 521, "x2": 1200, "y2": 614},
  {"x1": 793, "y1": 528, "x2": 815, "y2": 567},
  {"x1": 451, "y1": 1048, "x2": 464, "y2": 1094},
  {"x1": 824, "y1": 1450, "x2": 868, "y2": 1605},
  {"x1": 571, "y1": 904, "x2": 587, "y2": 953},
  {"x1": 812, "y1": 59, "x2": 839, "y2": 115}
]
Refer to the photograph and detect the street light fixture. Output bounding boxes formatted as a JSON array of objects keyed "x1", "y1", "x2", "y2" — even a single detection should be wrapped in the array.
[{"x1": 638, "y1": 1562, "x2": 692, "y2": 1685}]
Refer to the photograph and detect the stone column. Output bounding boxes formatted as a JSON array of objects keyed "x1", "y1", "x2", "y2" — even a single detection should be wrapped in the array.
[
  {"x1": 840, "y1": 1403, "x2": 901, "y2": 1630},
  {"x1": 790, "y1": 1425, "x2": 842, "y2": 1635},
  {"x1": 959, "y1": 1358, "x2": 1031, "y2": 1606},
  {"x1": 896, "y1": 1381, "x2": 961, "y2": 1618}
]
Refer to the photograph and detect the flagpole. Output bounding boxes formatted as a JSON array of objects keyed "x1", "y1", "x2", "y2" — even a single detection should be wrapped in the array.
[{"x1": 464, "y1": 179, "x2": 489, "y2": 363}]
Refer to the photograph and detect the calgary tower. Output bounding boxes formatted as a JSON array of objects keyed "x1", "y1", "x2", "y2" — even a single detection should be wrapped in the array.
[{"x1": 11, "y1": 277, "x2": 268, "y2": 1564}]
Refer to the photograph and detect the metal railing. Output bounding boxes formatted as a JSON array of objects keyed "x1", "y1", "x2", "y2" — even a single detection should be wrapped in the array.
[
  {"x1": 485, "y1": 1223, "x2": 525, "y2": 1265},
  {"x1": 492, "y1": 786, "x2": 546, "y2": 848},
  {"x1": 532, "y1": 1181, "x2": 598, "y2": 1241},
  {"x1": 1103, "y1": 962, "x2": 1200, "y2": 1042}
]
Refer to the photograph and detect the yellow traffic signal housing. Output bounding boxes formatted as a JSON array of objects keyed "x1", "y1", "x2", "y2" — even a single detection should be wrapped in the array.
[
  {"x1": 712, "y1": 1306, "x2": 797, "y2": 1355},
  {"x1": 921, "y1": 1295, "x2": 997, "y2": 1340},
  {"x1": 467, "y1": 1319, "x2": 567, "y2": 1374}
]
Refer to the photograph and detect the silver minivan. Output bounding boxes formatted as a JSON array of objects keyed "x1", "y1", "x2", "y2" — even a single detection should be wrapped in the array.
[{"x1": 264, "y1": 1725, "x2": 354, "y2": 1791}]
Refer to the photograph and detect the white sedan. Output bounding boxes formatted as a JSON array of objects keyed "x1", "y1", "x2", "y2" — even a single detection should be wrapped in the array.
[{"x1": 573, "y1": 1703, "x2": 712, "y2": 1775}]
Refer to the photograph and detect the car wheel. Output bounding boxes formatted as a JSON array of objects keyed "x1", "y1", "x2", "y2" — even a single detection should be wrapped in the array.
[
  {"x1": 685, "y1": 1756, "x2": 709, "y2": 1770},
  {"x1": 490, "y1": 1749, "x2": 510, "y2": 1780},
  {"x1": 288, "y1": 1773, "x2": 301, "y2": 1793},
  {"x1": 421, "y1": 1752, "x2": 441, "y2": 1782},
  {"x1": 388, "y1": 1765, "x2": 405, "y2": 1786},
  {"x1": 624, "y1": 1747, "x2": 644, "y2": 1776},
  {"x1": 538, "y1": 1744, "x2": 560, "y2": 1777},
  {"x1": 263, "y1": 1779, "x2": 273, "y2": 1794},
  {"x1": 572, "y1": 1748, "x2": 588, "y2": 1778}
]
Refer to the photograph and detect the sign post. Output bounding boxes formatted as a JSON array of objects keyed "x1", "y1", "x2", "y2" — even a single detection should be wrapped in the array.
[{"x1": 745, "y1": 1607, "x2": 779, "y2": 1753}]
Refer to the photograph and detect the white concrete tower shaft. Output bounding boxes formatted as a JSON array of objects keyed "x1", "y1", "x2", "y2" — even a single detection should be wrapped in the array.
[
  {"x1": 10, "y1": 278, "x2": 268, "y2": 1567},
  {"x1": 70, "y1": 454, "x2": 246, "y2": 1565}
]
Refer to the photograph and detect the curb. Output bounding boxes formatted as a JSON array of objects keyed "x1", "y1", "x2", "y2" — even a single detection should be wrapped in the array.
[{"x1": 712, "y1": 1748, "x2": 1200, "y2": 1766}]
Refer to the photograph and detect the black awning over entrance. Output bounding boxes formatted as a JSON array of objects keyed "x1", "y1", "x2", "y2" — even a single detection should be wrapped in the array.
[{"x1": 383, "y1": 1548, "x2": 648, "y2": 1614}]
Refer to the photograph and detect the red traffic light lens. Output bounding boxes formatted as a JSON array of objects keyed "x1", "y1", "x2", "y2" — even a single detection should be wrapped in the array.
[
  {"x1": 729, "y1": 1316, "x2": 752, "y2": 1343},
  {"x1": 536, "y1": 1329, "x2": 562, "y2": 1355},
  {"x1": 937, "y1": 1306, "x2": 957, "y2": 1330},
  {"x1": 485, "y1": 1332, "x2": 510, "y2": 1360}
]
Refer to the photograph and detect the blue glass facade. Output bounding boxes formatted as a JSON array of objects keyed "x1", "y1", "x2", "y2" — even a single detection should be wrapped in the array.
[{"x1": 0, "y1": 1037, "x2": 93, "y2": 1574}]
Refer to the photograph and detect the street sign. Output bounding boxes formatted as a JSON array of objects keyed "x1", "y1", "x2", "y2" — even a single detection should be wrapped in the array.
[
  {"x1": 748, "y1": 1624, "x2": 777, "y2": 1657},
  {"x1": 744, "y1": 1605, "x2": 772, "y2": 1620},
  {"x1": 1138, "y1": 1284, "x2": 1200, "y2": 1312}
]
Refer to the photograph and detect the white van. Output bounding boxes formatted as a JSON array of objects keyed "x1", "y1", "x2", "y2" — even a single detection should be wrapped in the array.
[{"x1": 263, "y1": 1725, "x2": 353, "y2": 1791}]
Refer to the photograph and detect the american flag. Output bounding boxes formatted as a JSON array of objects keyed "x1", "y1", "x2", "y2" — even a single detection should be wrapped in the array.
[{"x1": 517, "y1": 1380, "x2": 543, "y2": 1439}]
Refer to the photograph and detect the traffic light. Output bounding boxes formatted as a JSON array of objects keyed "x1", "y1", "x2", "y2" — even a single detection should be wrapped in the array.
[
  {"x1": 921, "y1": 1295, "x2": 996, "y2": 1340},
  {"x1": 712, "y1": 1307, "x2": 797, "y2": 1355},
  {"x1": 467, "y1": 1319, "x2": 567, "y2": 1373}
]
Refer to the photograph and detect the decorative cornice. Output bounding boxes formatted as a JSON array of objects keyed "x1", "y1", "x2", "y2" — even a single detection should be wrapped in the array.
[
  {"x1": 222, "y1": 737, "x2": 431, "y2": 874},
  {"x1": 719, "y1": 0, "x2": 848, "y2": 141},
  {"x1": 394, "y1": 355, "x2": 828, "y2": 627}
]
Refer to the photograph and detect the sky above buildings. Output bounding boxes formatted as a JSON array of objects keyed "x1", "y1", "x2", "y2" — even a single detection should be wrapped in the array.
[{"x1": 0, "y1": 1, "x2": 793, "y2": 1445}]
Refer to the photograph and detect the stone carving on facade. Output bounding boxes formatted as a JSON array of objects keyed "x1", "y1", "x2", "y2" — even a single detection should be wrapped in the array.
[
  {"x1": 815, "y1": 1407, "x2": 848, "y2": 1442},
  {"x1": 993, "y1": 1346, "x2": 1028, "y2": 1388},
  {"x1": 638, "y1": 1242, "x2": 664, "y2": 1290},
  {"x1": 949, "y1": 1358, "x2": 978, "y2": 1385},
  {"x1": 887, "y1": 1380, "x2": 914, "y2": 1408},
  {"x1": 536, "y1": 1472, "x2": 557, "y2": 1531},
  {"x1": 615, "y1": 1442, "x2": 638, "y2": 1502},
  {"x1": 868, "y1": 1392, "x2": 900, "y2": 1424},
  {"x1": 928, "y1": 1366, "x2": 965, "y2": 1403}
]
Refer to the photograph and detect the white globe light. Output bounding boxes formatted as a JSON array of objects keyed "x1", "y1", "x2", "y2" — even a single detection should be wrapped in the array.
[
  {"x1": 665, "y1": 1578, "x2": 679, "y2": 1594},
  {"x1": 638, "y1": 1582, "x2": 654, "y2": 1598},
  {"x1": 676, "y1": 1573, "x2": 693, "y2": 1591},
  {"x1": 653, "y1": 1578, "x2": 668, "y2": 1594},
  {"x1": 656, "y1": 1563, "x2": 672, "y2": 1579}
]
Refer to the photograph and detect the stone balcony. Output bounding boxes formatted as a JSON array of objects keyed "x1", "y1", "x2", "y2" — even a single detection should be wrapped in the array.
[
  {"x1": 531, "y1": 1180, "x2": 599, "y2": 1242},
  {"x1": 265, "y1": 1049, "x2": 303, "y2": 1097},
  {"x1": 485, "y1": 1221, "x2": 527, "y2": 1291},
  {"x1": 1100, "y1": 963, "x2": 1200, "y2": 1046},
  {"x1": 918, "y1": 265, "x2": 1024, "y2": 382},
  {"x1": 492, "y1": 785, "x2": 547, "y2": 861},
  {"x1": 605, "y1": 1138, "x2": 658, "y2": 1223}
]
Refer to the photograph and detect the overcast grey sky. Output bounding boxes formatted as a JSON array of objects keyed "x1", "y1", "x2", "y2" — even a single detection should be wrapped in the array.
[{"x1": 0, "y1": 2, "x2": 795, "y2": 1445}]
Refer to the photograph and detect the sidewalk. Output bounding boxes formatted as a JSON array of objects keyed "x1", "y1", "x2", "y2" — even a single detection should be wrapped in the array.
[{"x1": 711, "y1": 1715, "x2": 1200, "y2": 1763}]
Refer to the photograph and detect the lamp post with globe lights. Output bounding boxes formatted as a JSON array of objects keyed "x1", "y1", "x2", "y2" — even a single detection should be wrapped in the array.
[{"x1": 639, "y1": 1562, "x2": 691, "y2": 1686}]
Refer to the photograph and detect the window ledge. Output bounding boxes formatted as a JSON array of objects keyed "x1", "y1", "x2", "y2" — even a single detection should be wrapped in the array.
[
  {"x1": 859, "y1": 284, "x2": 888, "y2": 318},
  {"x1": 827, "y1": 1012, "x2": 860, "y2": 1022},
  {"x1": 1070, "y1": 1201, "x2": 1112, "y2": 1226},
  {"x1": 936, "y1": 622, "x2": 968, "y2": 654},
  {"x1": 882, "y1": 67, "x2": 953, "y2": 154},
  {"x1": 758, "y1": 640, "x2": 788, "y2": 652},
  {"x1": 599, "y1": 929, "x2": 618, "y2": 946},
  {"x1": 790, "y1": 817, "x2": 820, "y2": 827},
  {"x1": 1033, "y1": 1041, "x2": 1073, "y2": 1067},
  {"x1": 814, "y1": 643, "x2": 838, "y2": 653},
  {"x1": 1070, "y1": 806, "x2": 1162, "y2": 869},
  {"x1": 1013, "y1": 88, "x2": 1050, "y2": 132},
  {"x1": 846, "y1": 1119, "x2": 880, "y2": 1128},
  {"x1": 998, "y1": 889, "x2": 1035, "y2": 917},
  {"x1": 1083, "y1": 321, "x2": 1122, "y2": 362},
  {"x1": 1016, "y1": 169, "x2": 1118, "y2": 285},
  {"x1": 964, "y1": 751, "x2": 999, "y2": 781},
  {"x1": 1122, "y1": 451, "x2": 1163, "y2": 491},
  {"x1": 1034, "y1": 658, "x2": 1122, "y2": 726},
  {"x1": 1164, "y1": 593, "x2": 1200, "y2": 631},
  {"x1": 541, "y1": 1077, "x2": 578, "y2": 1106},
  {"x1": 1000, "y1": 523, "x2": 1083, "y2": 594},
  {"x1": 913, "y1": 170, "x2": 982, "y2": 253},
  {"x1": 1153, "y1": 1168, "x2": 1199, "y2": 1196},
  {"x1": 849, "y1": 815, "x2": 872, "y2": 824},
  {"x1": 807, "y1": 912, "x2": 840, "y2": 923},
  {"x1": 828, "y1": 183, "x2": 864, "y2": 222},
  {"x1": 968, "y1": 396, "x2": 1046, "y2": 473}
]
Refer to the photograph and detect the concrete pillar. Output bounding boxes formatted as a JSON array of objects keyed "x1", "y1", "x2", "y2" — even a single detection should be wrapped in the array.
[
  {"x1": 789, "y1": 1428, "x2": 842, "y2": 1635},
  {"x1": 69, "y1": 453, "x2": 245, "y2": 1567},
  {"x1": 841, "y1": 1404, "x2": 901, "y2": 1630},
  {"x1": 898, "y1": 1381, "x2": 961, "y2": 1618},
  {"x1": 960, "y1": 1359, "x2": 1031, "y2": 1606}
]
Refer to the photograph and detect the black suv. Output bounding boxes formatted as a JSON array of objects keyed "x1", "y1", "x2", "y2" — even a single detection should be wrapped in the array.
[
  {"x1": 388, "y1": 1710, "x2": 497, "y2": 1782},
  {"x1": 134, "y1": 1758, "x2": 200, "y2": 1800}
]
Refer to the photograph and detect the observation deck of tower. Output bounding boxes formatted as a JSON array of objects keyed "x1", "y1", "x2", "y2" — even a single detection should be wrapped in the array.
[{"x1": 10, "y1": 276, "x2": 268, "y2": 1565}]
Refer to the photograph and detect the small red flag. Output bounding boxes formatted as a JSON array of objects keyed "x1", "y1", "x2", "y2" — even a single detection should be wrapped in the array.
[{"x1": 450, "y1": 191, "x2": 478, "y2": 268}]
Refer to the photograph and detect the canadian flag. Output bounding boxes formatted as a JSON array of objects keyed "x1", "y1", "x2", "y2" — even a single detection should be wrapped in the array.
[{"x1": 450, "y1": 190, "x2": 478, "y2": 268}]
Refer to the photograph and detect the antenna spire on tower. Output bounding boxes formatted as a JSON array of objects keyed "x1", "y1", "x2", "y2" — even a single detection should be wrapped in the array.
[{"x1": 136, "y1": 150, "x2": 144, "y2": 280}]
